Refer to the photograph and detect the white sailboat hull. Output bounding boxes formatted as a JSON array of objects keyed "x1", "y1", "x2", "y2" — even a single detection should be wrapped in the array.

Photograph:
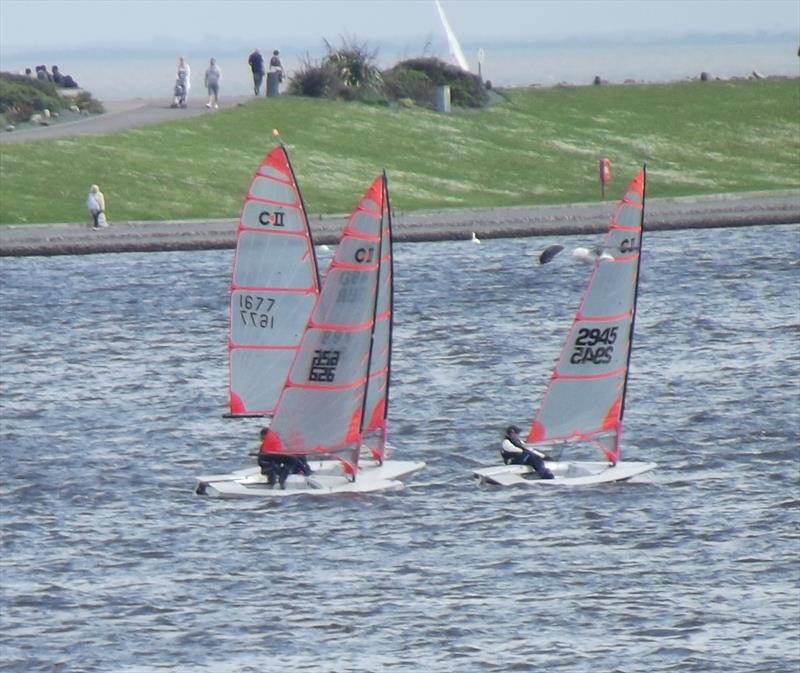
[
  {"x1": 472, "y1": 460, "x2": 656, "y2": 487},
  {"x1": 195, "y1": 459, "x2": 426, "y2": 499}
]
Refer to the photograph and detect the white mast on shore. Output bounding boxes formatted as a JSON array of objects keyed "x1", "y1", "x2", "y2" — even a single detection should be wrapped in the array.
[{"x1": 434, "y1": 0, "x2": 470, "y2": 71}]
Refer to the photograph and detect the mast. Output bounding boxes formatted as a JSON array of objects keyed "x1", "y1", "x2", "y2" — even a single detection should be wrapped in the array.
[
  {"x1": 358, "y1": 175, "x2": 388, "y2": 452},
  {"x1": 281, "y1": 141, "x2": 321, "y2": 291},
  {"x1": 383, "y1": 171, "x2": 394, "y2": 428},
  {"x1": 619, "y1": 164, "x2": 646, "y2": 422}
]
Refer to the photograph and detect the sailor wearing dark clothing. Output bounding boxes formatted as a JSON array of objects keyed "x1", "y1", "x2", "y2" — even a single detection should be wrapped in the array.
[
  {"x1": 257, "y1": 451, "x2": 279, "y2": 486},
  {"x1": 501, "y1": 425, "x2": 554, "y2": 479},
  {"x1": 289, "y1": 455, "x2": 312, "y2": 477},
  {"x1": 257, "y1": 428, "x2": 312, "y2": 488}
]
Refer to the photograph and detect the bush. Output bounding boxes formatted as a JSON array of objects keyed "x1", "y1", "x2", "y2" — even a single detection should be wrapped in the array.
[
  {"x1": 382, "y1": 68, "x2": 434, "y2": 107},
  {"x1": 384, "y1": 58, "x2": 488, "y2": 108},
  {"x1": 322, "y1": 38, "x2": 383, "y2": 90},
  {"x1": 286, "y1": 41, "x2": 489, "y2": 110},
  {"x1": 72, "y1": 90, "x2": 103, "y2": 114},
  {"x1": 287, "y1": 62, "x2": 339, "y2": 98},
  {"x1": 0, "y1": 72, "x2": 104, "y2": 123},
  {"x1": 288, "y1": 38, "x2": 385, "y2": 103},
  {"x1": 0, "y1": 73, "x2": 63, "y2": 123}
]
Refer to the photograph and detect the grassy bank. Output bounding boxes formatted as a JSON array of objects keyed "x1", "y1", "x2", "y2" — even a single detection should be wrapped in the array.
[{"x1": 0, "y1": 78, "x2": 797, "y2": 225}]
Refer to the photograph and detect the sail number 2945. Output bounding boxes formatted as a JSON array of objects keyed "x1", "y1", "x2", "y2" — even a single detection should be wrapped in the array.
[
  {"x1": 238, "y1": 294, "x2": 276, "y2": 329},
  {"x1": 571, "y1": 326, "x2": 618, "y2": 365}
]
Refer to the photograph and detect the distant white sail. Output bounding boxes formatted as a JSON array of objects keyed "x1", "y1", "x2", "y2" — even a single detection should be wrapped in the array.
[{"x1": 434, "y1": 0, "x2": 470, "y2": 71}]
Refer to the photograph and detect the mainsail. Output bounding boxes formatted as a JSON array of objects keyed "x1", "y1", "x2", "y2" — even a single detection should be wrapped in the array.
[
  {"x1": 228, "y1": 145, "x2": 320, "y2": 416},
  {"x1": 361, "y1": 173, "x2": 393, "y2": 463},
  {"x1": 262, "y1": 174, "x2": 390, "y2": 473},
  {"x1": 527, "y1": 168, "x2": 647, "y2": 463}
]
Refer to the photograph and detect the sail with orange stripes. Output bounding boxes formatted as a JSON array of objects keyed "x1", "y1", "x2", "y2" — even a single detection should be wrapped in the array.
[
  {"x1": 527, "y1": 168, "x2": 647, "y2": 464},
  {"x1": 361, "y1": 175, "x2": 393, "y2": 464},
  {"x1": 261, "y1": 174, "x2": 390, "y2": 472},
  {"x1": 228, "y1": 145, "x2": 320, "y2": 416}
]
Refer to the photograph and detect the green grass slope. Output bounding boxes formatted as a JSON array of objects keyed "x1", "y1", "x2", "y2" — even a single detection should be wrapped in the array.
[{"x1": 0, "y1": 79, "x2": 797, "y2": 225}]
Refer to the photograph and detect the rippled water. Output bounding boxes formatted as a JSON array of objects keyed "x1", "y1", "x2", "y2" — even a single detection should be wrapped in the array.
[{"x1": 1, "y1": 224, "x2": 798, "y2": 673}]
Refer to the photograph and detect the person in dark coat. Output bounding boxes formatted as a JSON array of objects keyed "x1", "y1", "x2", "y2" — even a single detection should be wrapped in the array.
[
  {"x1": 248, "y1": 48, "x2": 265, "y2": 95},
  {"x1": 500, "y1": 425, "x2": 554, "y2": 479},
  {"x1": 257, "y1": 428, "x2": 312, "y2": 488}
]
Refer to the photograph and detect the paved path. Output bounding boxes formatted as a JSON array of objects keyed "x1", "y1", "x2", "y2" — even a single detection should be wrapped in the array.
[
  {"x1": 1, "y1": 191, "x2": 797, "y2": 256},
  {"x1": 0, "y1": 96, "x2": 252, "y2": 143}
]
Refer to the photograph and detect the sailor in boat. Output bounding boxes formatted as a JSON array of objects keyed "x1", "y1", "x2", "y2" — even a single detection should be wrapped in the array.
[
  {"x1": 256, "y1": 428, "x2": 312, "y2": 488},
  {"x1": 500, "y1": 425, "x2": 554, "y2": 479}
]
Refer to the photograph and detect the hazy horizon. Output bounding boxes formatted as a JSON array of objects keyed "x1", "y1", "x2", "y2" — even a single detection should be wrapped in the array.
[
  {"x1": 3, "y1": 34, "x2": 796, "y2": 102},
  {"x1": 2, "y1": 29, "x2": 796, "y2": 60},
  {"x1": 2, "y1": 0, "x2": 797, "y2": 55}
]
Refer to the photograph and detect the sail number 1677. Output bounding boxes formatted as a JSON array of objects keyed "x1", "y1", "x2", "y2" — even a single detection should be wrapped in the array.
[{"x1": 238, "y1": 294, "x2": 276, "y2": 329}]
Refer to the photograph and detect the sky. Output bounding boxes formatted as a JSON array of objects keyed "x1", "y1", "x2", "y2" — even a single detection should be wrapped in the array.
[{"x1": 1, "y1": 0, "x2": 797, "y2": 55}]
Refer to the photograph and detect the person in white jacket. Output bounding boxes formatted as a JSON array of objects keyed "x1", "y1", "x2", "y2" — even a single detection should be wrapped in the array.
[
  {"x1": 500, "y1": 425, "x2": 554, "y2": 479},
  {"x1": 87, "y1": 184, "x2": 107, "y2": 228},
  {"x1": 172, "y1": 56, "x2": 191, "y2": 108}
]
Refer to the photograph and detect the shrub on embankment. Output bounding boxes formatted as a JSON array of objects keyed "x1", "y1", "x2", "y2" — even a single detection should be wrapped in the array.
[
  {"x1": 0, "y1": 77, "x2": 797, "y2": 225},
  {"x1": 287, "y1": 38, "x2": 488, "y2": 109},
  {"x1": 0, "y1": 72, "x2": 103, "y2": 127}
]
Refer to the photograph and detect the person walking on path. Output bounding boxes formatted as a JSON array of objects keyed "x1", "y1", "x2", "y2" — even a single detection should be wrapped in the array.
[
  {"x1": 248, "y1": 48, "x2": 265, "y2": 95},
  {"x1": 204, "y1": 57, "x2": 221, "y2": 108},
  {"x1": 172, "y1": 57, "x2": 191, "y2": 108},
  {"x1": 87, "y1": 184, "x2": 108, "y2": 229},
  {"x1": 268, "y1": 49, "x2": 284, "y2": 82}
]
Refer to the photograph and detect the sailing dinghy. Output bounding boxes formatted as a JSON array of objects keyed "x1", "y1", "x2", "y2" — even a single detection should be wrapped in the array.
[
  {"x1": 196, "y1": 173, "x2": 425, "y2": 498},
  {"x1": 473, "y1": 168, "x2": 656, "y2": 487}
]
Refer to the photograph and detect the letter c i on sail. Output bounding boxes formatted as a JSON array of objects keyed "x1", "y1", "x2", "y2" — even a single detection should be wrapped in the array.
[{"x1": 355, "y1": 247, "x2": 375, "y2": 263}]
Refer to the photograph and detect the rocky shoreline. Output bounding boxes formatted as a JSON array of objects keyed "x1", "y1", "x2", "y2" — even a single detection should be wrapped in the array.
[{"x1": 1, "y1": 191, "x2": 797, "y2": 257}]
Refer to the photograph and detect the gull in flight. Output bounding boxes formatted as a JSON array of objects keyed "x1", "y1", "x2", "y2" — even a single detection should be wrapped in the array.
[
  {"x1": 539, "y1": 244, "x2": 564, "y2": 264},
  {"x1": 539, "y1": 243, "x2": 615, "y2": 265},
  {"x1": 572, "y1": 246, "x2": 614, "y2": 263}
]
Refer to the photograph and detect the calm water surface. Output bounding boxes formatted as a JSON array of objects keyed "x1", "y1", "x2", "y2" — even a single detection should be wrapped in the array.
[{"x1": 1, "y1": 224, "x2": 798, "y2": 672}]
